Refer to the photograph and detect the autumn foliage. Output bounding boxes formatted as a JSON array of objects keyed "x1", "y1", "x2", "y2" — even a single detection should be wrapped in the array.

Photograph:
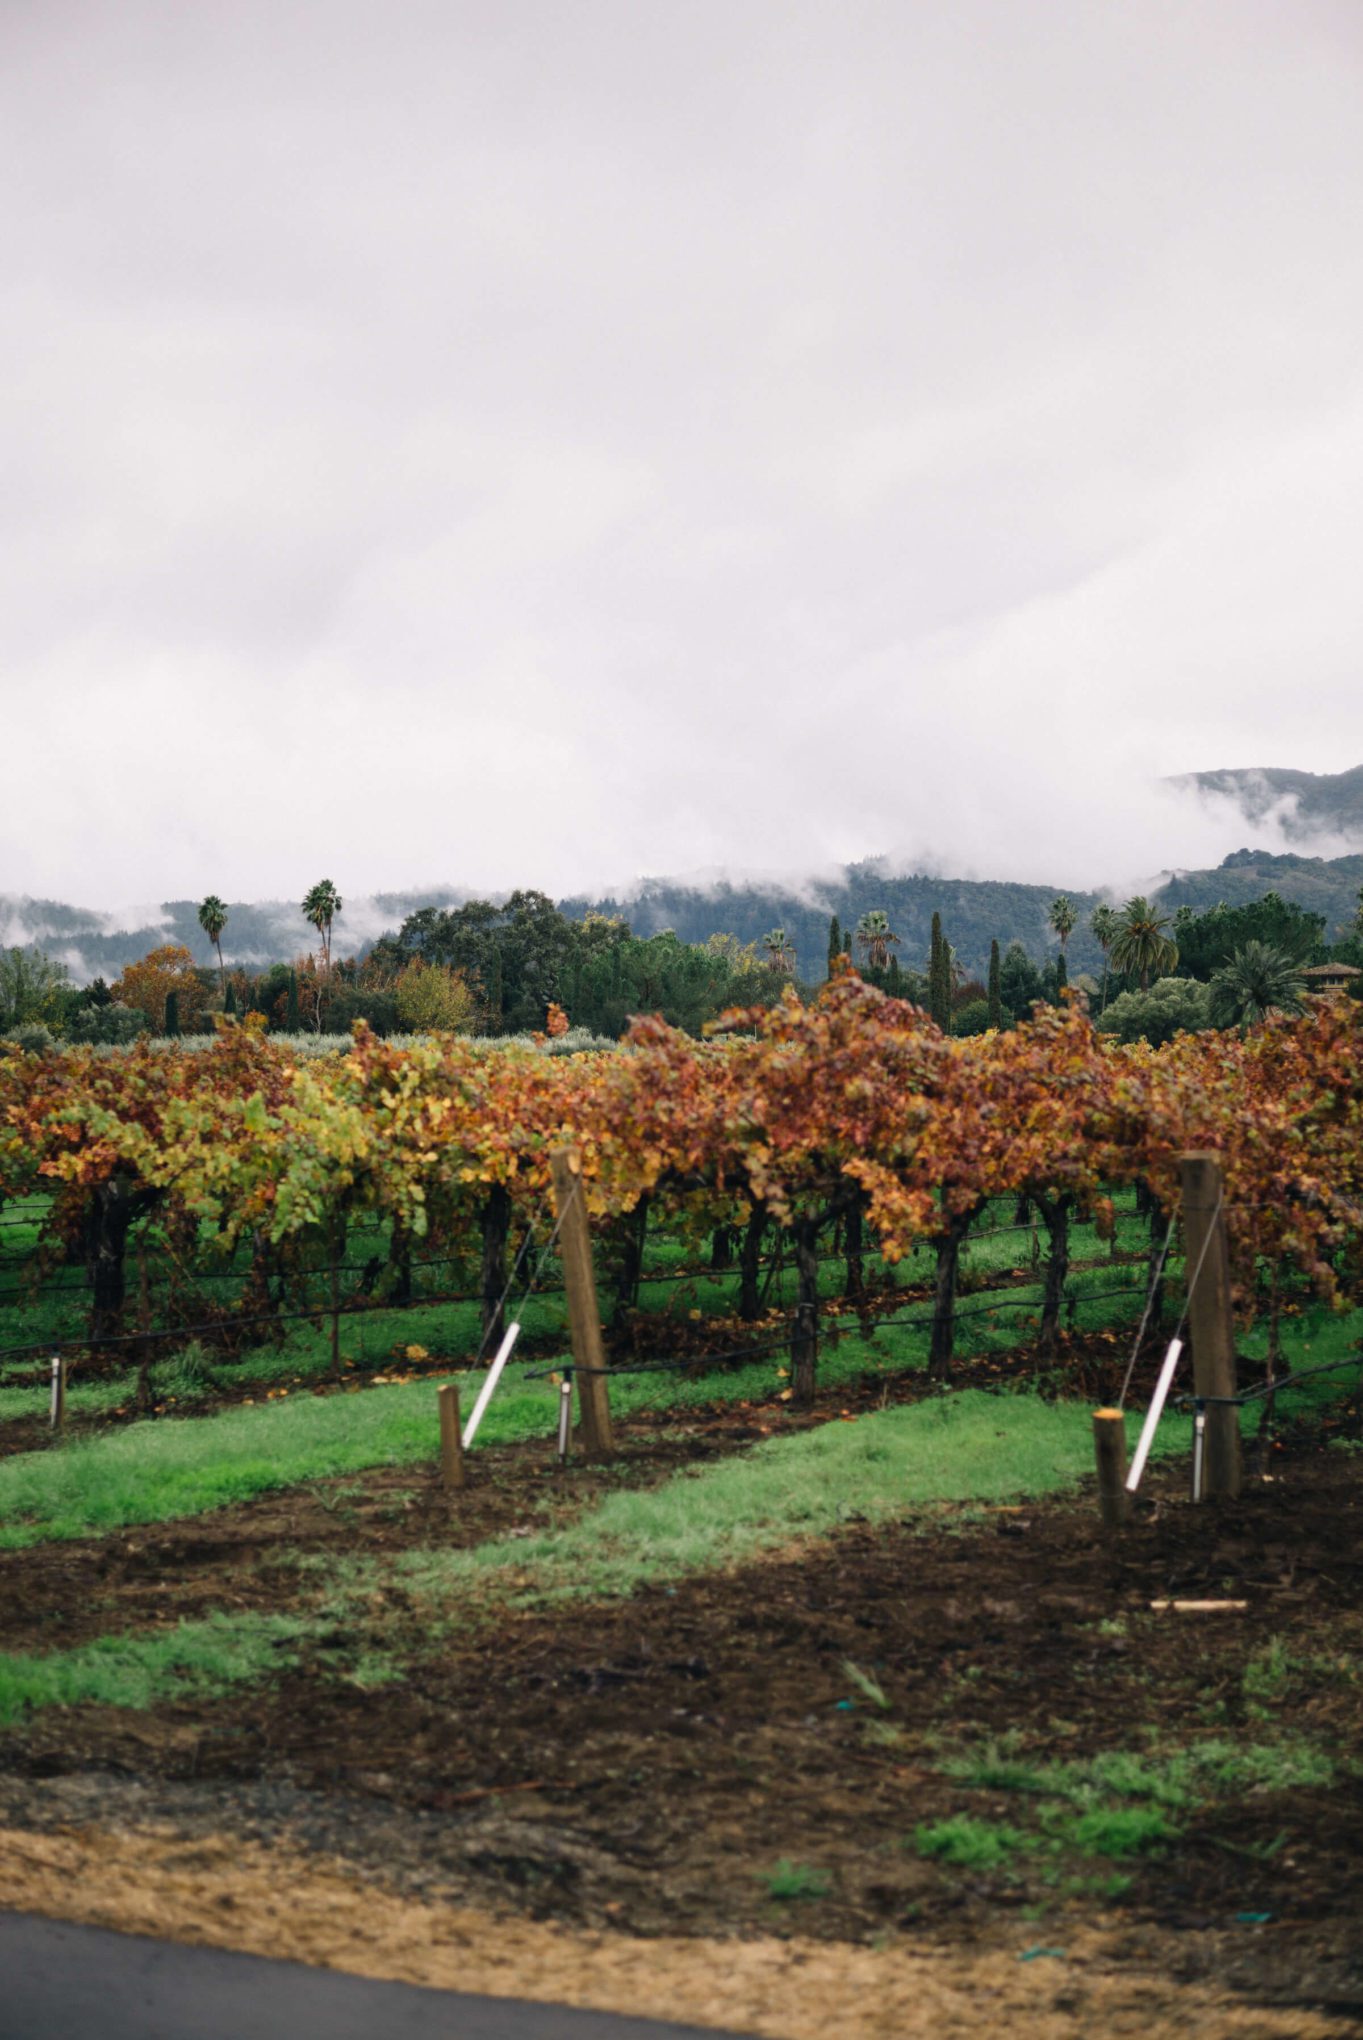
[
  {"x1": 109, "y1": 944, "x2": 209, "y2": 1034},
  {"x1": 1, "y1": 978, "x2": 1360, "y2": 1351}
]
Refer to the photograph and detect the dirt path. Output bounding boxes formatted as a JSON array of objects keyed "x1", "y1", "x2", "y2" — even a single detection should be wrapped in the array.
[{"x1": 0, "y1": 1821, "x2": 1344, "y2": 2039}]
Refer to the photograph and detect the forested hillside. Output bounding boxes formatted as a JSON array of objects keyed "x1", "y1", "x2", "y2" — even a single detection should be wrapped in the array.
[
  {"x1": 1174, "y1": 763, "x2": 1363, "y2": 842},
  {"x1": 5, "y1": 848, "x2": 1363, "y2": 985}
]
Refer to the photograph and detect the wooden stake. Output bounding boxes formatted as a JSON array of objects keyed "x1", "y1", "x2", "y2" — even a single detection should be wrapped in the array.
[
  {"x1": 549, "y1": 1147, "x2": 614, "y2": 1457},
  {"x1": 50, "y1": 1354, "x2": 66, "y2": 1433},
  {"x1": 1092, "y1": 1408, "x2": 1129, "y2": 1528},
  {"x1": 1180, "y1": 1152, "x2": 1240, "y2": 1499},
  {"x1": 438, "y1": 1383, "x2": 465, "y2": 1491}
]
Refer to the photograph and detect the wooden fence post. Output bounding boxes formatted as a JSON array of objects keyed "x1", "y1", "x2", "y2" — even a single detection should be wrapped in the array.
[
  {"x1": 1092, "y1": 1408, "x2": 1128, "y2": 1527},
  {"x1": 438, "y1": 1383, "x2": 465, "y2": 1491},
  {"x1": 1180, "y1": 1151, "x2": 1240, "y2": 1499},
  {"x1": 550, "y1": 1147, "x2": 614, "y2": 1458}
]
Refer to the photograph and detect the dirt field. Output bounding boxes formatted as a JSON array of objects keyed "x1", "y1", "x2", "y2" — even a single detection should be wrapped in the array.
[{"x1": 2, "y1": 1387, "x2": 1361, "y2": 2036}]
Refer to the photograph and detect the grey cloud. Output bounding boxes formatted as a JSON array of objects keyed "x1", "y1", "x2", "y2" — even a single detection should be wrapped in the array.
[{"x1": 2, "y1": 1, "x2": 1361, "y2": 905}]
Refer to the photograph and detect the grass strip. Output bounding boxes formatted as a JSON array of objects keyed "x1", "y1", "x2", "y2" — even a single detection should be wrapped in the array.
[
  {"x1": 0, "y1": 1611, "x2": 309, "y2": 1727},
  {"x1": 1, "y1": 1289, "x2": 1353, "y2": 1552},
  {"x1": 0, "y1": 1271, "x2": 1153, "y2": 1548},
  {"x1": 0, "y1": 1389, "x2": 1185, "y2": 1724},
  {"x1": 392, "y1": 1391, "x2": 1194, "y2": 1612}
]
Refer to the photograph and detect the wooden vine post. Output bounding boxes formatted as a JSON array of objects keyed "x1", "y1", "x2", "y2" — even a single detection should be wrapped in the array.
[
  {"x1": 1091, "y1": 1409, "x2": 1128, "y2": 1528},
  {"x1": 437, "y1": 1383, "x2": 465, "y2": 1491},
  {"x1": 549, "y1": 1147, "x2": 614, "y2": 1458},
  {"x1": 1180, "y1": 1151, "x2": 1240, "y2": 1500}
]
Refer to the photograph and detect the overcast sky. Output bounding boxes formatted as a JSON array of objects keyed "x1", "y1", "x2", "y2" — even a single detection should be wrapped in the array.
[{"x1": 3, "y1": 0, "x2": 1361, "y2": 908}]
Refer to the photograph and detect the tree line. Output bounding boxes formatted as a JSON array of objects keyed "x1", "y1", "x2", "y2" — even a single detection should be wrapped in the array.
[{"x1": 3, "y1": 876, "x2": 1361, "y2": 1049}]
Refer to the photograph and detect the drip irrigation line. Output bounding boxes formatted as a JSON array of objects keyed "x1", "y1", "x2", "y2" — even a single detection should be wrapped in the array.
[
  {"x1": 856, "y1": 1283, "x2": 1149, "y2": 1340},
  {"x1": 526, "y1": 1334, "x2": 790, "y2": 1381},
  {"x1": 0, "y1": 1275, "x2": 553, "y2": 1365},
  {"x1": 1172, "y1": 1350, "x2": 1363, "y2": 1409}
]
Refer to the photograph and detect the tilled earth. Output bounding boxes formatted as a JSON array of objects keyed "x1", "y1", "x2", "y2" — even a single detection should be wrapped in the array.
[{"x1": 2, "y1": 1386, "x2": 1362, "y2": 2028}]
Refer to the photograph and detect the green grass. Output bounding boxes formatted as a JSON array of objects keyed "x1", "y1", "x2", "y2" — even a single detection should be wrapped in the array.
[
  {"x1": 0, "y1": 1611, "x2": 309, "y2": 1726},
  {"x1": 0, "y1": 1366, "x2": 556, "y2": 1548},
  {"x1": 1045, "y1": 1806, "x2": 1178, "y2": 1858},
  {"x1": 942, "y1": 1734, "x2": 1335, "y2": 1811},
  {"x1": 0, "y1": 1387, "x2": 1175, "y2": 1726},
  {"x1": 918, "y1": 1729, "x2": 1337, "y2": 1878},
  {"x1": 0, "y1": 1247, "x2": 1177, "y2": 1549},
  {"x1": 0, "y1": 1370, "x2": 140, "y2": 1423},
  {"x1": 391, "y1": 1391, "x2": 1186, "y2": 1614},
  {"x1": 912, "y1": 1816, "x2": 1030, "y2": 1867}
]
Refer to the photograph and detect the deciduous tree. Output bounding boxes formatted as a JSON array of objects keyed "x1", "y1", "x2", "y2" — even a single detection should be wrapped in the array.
[{"x1": 110, "y1": 945, "x2": 209, "y2": 1033}]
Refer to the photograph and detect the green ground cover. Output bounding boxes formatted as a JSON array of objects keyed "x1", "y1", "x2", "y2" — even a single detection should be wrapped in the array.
[
  {"x1": 910, "y1": 1728, "x2": 1341, "y2": 1875},
  {"x1": 0, "y1": 1297, "x2": 1356, "y2": 1728},
  {"x1": 0, "y1": 1612, "x2": 309, "y2": 1727},
  {"x1": 1, "y1": 1269, "x2": 1351, "y2": 1552},
  {"x1": 389, "y1": 1389, "x2": 1190, "y2": 1612},
  {"x1": 0, "y1": 1256, "x2": 1177, "y2": 1547},
  {"x1": 0, "y1": 1389, "x2": 1190, "y2": 1725}
]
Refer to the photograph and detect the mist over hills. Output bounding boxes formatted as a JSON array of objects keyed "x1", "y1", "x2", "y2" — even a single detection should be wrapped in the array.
[
  {"x1": 566, "y1": 848, "x2": 1363, "y2": 983},
  {"x1": 5, "y1": 762, "x2": 1360, "y2": 983},
  {"x1": 5, "y1": 846, "x2": 1363, "y2": 987},
  {"x1": 0, "y1": 891, "x2": 470, "y2": 985},
  {"x1": 1172, "y1": 764, "x2": 1363, "y2": 846}
]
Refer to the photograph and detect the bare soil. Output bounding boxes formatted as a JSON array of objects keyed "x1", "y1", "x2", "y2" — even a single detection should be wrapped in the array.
[{"x1": 2, "y1": 1378, "x2": 1362, "y2": 2033}]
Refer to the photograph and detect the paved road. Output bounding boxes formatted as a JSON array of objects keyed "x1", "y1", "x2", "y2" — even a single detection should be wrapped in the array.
[{"x1": 0, "y1": 1911, "x2": 757, "y2": 2040}]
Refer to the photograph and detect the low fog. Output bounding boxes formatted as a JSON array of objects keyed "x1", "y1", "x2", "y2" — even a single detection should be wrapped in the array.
[{"x1": 2, "y1": 3, "x2": 1361, "y2": 905}]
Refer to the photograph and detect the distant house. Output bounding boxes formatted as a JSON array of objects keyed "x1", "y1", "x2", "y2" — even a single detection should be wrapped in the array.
[{"x1": 1300, "y1": 963, "x2": 1362, "y2": 997}]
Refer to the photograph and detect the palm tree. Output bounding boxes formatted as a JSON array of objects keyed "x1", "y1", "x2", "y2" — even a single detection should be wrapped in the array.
[
  {"x1": 302, "y1": 879, "x2": 343, "y2": 972},
  {"x1": 1110, "y1": 896, "x2": 1178, "y2": 993},
  {"x1": 1089, "y1": 903, "x2": 1119, "y2": 1015},
  {"x1": 855, "y1": 910, "x2": 899, "y2": 972},
  {"x1": 1048, "y1": 896, "x2": 1077, "y2": 960},
  {"x1": 197, "y1": 895, "x2": 228, "y2": 989},
  {"x1": 1208, "y1": 943, "x2": 1307, "y2": 1029},
  {"x1": 762, "y1": 929, "x2": 796, "y2": 976}
]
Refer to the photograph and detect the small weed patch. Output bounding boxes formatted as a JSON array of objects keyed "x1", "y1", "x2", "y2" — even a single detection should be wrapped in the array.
[
  {"x1": 911, "y1": 1817, "x2": 1030, "y2": 1868},
  {"x1": 841, "y1": 1660, "x2": 892, "y2": 1710},
  {"x1": 1045, "y1": 1805, "x2": 1179, "y2": 1858},
  {"x1": 761, "y1": 1860, "x2": 830, "y2": 1900}
]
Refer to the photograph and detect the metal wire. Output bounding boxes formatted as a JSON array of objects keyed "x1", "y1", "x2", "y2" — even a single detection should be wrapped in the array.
[{"x1": 1116, "y1": 1214, "x2": 1178, "y2": 1411}]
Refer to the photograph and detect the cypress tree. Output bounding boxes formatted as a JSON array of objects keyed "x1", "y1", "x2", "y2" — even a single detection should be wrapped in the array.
[
  {"x1": 987, "y1": 939, "x2": 1002, "y2": 1028},
  {"x1": 929, "y1": 913, "x2": 952, "y2": 1032},
  {"x1": 224, "y1": 981, "x2": 237, "y2": 1017},
  {"x1": 1056, "y1": 950, "x2": 1068, "y2": 993},
  {"x1": 827, "y1": 914, "x2": 842, "y2": 976},
  {"x1": 886, "y1": 953, "x2": 903, "y2": 995},
  {"x1": 163, "y1": 990, "x2": 180, "y2": 1038}
]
